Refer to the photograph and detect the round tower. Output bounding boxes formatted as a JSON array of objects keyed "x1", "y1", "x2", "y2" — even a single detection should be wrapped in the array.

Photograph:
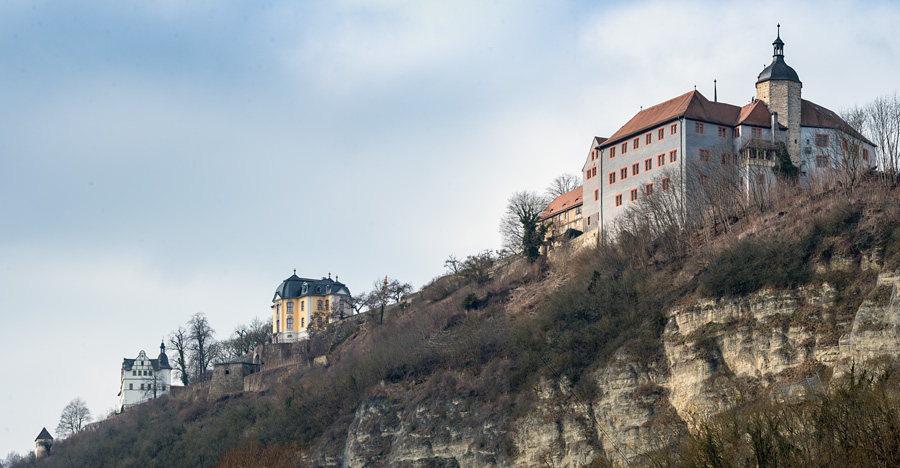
[
  {"x1": 755, "y1": 24, "x2": 802, "y2": 166},
  {"x1": 35, "y1": 427, "x2": 53, "y2": 459}
]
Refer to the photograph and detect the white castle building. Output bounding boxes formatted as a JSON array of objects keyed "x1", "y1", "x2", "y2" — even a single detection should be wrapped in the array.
[{"x1": 117, "y1": 342, "x2": 173, "y2": 412}]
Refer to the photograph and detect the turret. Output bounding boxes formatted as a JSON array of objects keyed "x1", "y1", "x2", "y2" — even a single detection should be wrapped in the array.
[
  {"x1": 755, "y1": 24, "x2": 802, "y2": 166},
  {"x1": 35, "y1": 427, "x2": 53, "y2": 459}
]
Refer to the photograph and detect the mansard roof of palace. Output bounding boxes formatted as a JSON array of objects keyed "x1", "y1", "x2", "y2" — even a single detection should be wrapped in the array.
[
  {"x1": 801, "y1": 99, "x2": 874, "y2": 145},
  {"x1": 273, "y1": 274, "x2": 350, "y2": 302},
  {"x1": 540, "y1": 186, "x2": 583, "y2": 221}
]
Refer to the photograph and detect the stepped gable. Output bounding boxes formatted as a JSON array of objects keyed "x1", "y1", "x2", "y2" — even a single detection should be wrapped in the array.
[
  {"x1": 602, "y1": 91, "x2": 742, "y2": 147},
  {"x1": 540, "y1": 186, "x2": 583, "y2": 221}
]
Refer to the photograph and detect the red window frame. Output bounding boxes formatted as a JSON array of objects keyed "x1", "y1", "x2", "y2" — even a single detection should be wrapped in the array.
[
  {"x1": 632, "y1": 162, "x2": 639, "y2": 176},
  {"x1": 610, "y1": 146, "x2": 616, "y2": 158},
  {"x1": 757, "y1": 173, "x2": 766, "y2": 185},
  {"x1": 608, "y1": 172, "x2": 616, "y2": 184},
  {"x1": 644, "y1": 158, "x2": 652, "y2": 171},
  {"x1": 721, "y1": 153, "x2": 729, "y2": 165},
  {"x1": 630, "y1": 188, "x2": 638, "y2": 202},
  {"x1": 718, "y1": 126, "x2": 727, "y2": 138},
  {"x1": 699, "y1": 149, "x2": 710, "y2": 162},
  {"x1": 751, "y1": 128, "x2": 762, "y2": 138},
  {"x1": 661, "y1": 177, "x2": 670, "y2": 191},
  {"x1": 658, "y1": 128, "x2": 665, "y2": 140},
  {"x1": 645, "y1": 183, "x2": 653, "y2": 197},
  {"x1": 699, "y1": 174, "x2": 708, "y2": 186},
  {"x1": 815, "y1": 134, "x2": 829, "y2": 147},
  {"x1": 734, "y1": 127, "x2": 740, "y2": 138},
  {"x1": 615, "y1": 194, "x2": 622, "y2": 207},
  {"x1": 621, "y1": 142, "x2": 628, "y2": 154},
  {"x1": 669, "y1": 149, "x2": 677, "y2": 163},
  {"x1": 695, "y1": 122, "x2": 704, "y2": 134},
  {"x1": 586, "y1": 169, "x2": 592, "y2": 180},
  {"x1": 620, "y1": 167, "x2": 628, "y2": 180},
  {"x1": 658, "y1": 153, "x2": 665, "y2": 167},
  {"x1": 670, "y1": 123, "x2": 678, "y2": 135},
  {"x1": 816, "y1": 155, "x2": 829, "y2": 168},
  {"x1": 863, "y1": 148, "x2": 869, "y2": 161},
  {"x1": 592, "y1": 167, "x2": 597, "y2": 177},
  {"x1": 646, "y1": 133, "x2": 652, "y2": 145},
  {"x1": 633, "y1": 137, "x2": 640, "y2": 149},
  {"x1": 595, "y1": 189, "x2": 599, "y2": 201}
]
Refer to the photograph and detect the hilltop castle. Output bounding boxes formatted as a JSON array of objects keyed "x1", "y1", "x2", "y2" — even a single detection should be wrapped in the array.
[
  {"x1": 564, "y1": 26, "x2": 876, "y2": 236},
  {"x1": 117, "y1": 343, "x2": 172, "y2": 412},
  {"x1": 271, "y1": 271, "x2": 352, "y2": 343}
]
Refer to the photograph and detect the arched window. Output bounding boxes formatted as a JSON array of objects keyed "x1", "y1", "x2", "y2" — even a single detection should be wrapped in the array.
[
  {"x1": 325, "y1": 299, "x2": 329, "y2": 311},
  {"x1": 301, "y1": 317, "x2": 305, "y2": 328},
  {"x1": 317, "y1": 299, "x2": 323, "y2": 310},
  {"x1": 287, "y1": 317, "x2": 294, "y2": 330},
  {"x1": 287, "y1": 301, "x2": 293, "y2": 314},
  {"x1": 301, "y1": 300, "x2": 304, "y2": 311}
]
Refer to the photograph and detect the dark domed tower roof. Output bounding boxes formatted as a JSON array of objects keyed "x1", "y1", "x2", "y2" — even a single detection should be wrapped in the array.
[
  {"x1": 757, "y1": 24, "x2": 801, "y2": 84},
  {"x1": 273, "y1": 273, "x2": 307, "y2": 301},
  {"x1": 157, "y1": 342, "x2": 171, "y2": 370}
]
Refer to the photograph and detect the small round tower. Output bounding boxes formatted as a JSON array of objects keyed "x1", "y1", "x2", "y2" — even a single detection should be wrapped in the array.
[{"x1": 35, "y1": 427, "x2": 53, "y2": 459}]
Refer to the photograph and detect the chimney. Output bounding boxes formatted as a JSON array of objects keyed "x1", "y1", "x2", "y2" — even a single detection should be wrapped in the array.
[
  {"x1": 771, "y1": 112, "x2": 778, "y2": 143},
  {"x1": 714, "y1": 79, "x2": 717, "y2": 102}
]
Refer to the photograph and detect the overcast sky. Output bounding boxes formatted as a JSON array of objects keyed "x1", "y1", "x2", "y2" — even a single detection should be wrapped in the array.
[{"x1": 2, "y1": 0, "x2": 899, "y2": 456}]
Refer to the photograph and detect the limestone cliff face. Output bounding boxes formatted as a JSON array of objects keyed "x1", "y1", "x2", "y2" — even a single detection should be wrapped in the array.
[{"x1": 320, "y1": 268, "x2": 900, "y2": 467}]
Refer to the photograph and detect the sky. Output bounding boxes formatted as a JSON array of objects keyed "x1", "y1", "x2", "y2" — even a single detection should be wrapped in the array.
[{"x1": 1, "y1": 0, "x2": 899, "y2": 457}]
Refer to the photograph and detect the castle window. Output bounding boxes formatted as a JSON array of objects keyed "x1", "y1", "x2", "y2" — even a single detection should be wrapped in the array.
[
  {"x1": 699, "y1": 174, "x2": 709, "y2": 186},
  {"x1": 621, "y1": 142, "x2": 628, "y2": 154},
  {"x1": 645, "y1": 183, "x2": 653, "y2": 197},
  {"x1": 658, "y1": 128, "x2": 665, "y2": 140},
  {"x1": 658, "y1": 154, "x2": 666, "y2": 166},
  {"x1": 863, "y1": 148, "x2": 869, "y2": 162},
  {"x1": 286, "y1": 301, "x2": 293, "y2": 314},
  {"x1": 224, "y1": 369, "x2": 230, "y2": 375},
  {"x1": 632, "y1": 163, "x2": 639, "y2": 176},
  {"x1": 695, "y1": 122, "x2": 704, "y2": 134},
  {"x1": 592, "y1": 167, "x2": 597, "y2": 177},
  {"x1": 630, "y1": 189, "x2": 638, "y2": 202},
  {"x1": 718, "y1": 126, "x2": 727, "y2": 137},
  {"x1": 662, "y1": 177, "x2": 670, "y2": 191},
  {"x1": 586, "y1": 169, "x2": 592, "y2": 180},
  {"x1": 644, "y1": 158, "x2": 652, "y2": 171},
  {"x1": 670, "y1": 123, "x2": 678, "y2": 135},
  {"x1": 721, "y1": 153, "x2": 729, "y2": 165},
  {"x1": 615, "y1": 194, "x2": 623, "y2": 207},
  {"x1": 699, "y1": 149, "x2": 711, "y2": 163},
  {"x1": 633, "y1": 137, "x2": 640, "y2": 149},
  {"x1": 757, "y1": 174, "x2": 766, "y2": 185},
  {"x1": 287, "y1": 317, "x2": 294, "y2": 330},
  {"x1": 734, "y1": 127, "x2": 740, "y2": 138},
  {"x1": 815, "y1": 134, "x2": 829, "y2": 147},
  {"x1": 595, "y1": 189, "x2": 599, "y2": 201},
  {"x1": 751, "y1": 128, "x2": 762, "y2": 138},
  {"x1": 608, "y1": 172, "x2": 616, "y2": 184},
  {"x1": 669, "y1": 149, "x2": 678, "y2": 163},
  {"x1": 620, "y1": 168, "x2": 628, "y2": 180},
  {"x1": 816, "y1": 155, "x2": 829, "y2": 168},
  {"x1": 646, "y1": 133, "x2": 652, "y2": 145},
  {"x1": 610, "y1": 146, "x2": 616, "y2": 158}
]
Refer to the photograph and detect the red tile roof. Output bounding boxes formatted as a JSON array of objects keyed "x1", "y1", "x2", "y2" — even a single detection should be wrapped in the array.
[
  {"x1": 540, "y1": 186, "x2": 583, "y2": 221},
  {"x1": 801, "y1": 99, "x2": 873, "y2": 145},
  {"x1": 737, "y1": 100, "x2": 775, "y2": 127}
]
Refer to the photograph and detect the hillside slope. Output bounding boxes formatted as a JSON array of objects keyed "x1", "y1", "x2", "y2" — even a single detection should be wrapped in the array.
[{"x1": 21, "y1": 181, "x2": 900, "y2": 468}]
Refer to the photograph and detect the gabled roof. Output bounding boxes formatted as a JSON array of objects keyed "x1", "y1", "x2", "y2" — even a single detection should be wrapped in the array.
[
  {"x1": 122, "y1": 357, "x2": 171, "y2": 372},
  {"x1": 591, "y1": 136, "x2": 608, "y2": 148},
  {"x1": 603, "y1": 91, "x2": 743, "y2": 147},
  {"x1": 801, "y1": 99, "x2": 874, "y2": 145},
  {"x1": 36, "y1": 427, "x2": 53, "y2": 441},
  {"x1": 736, "y1": 100, "x2": 780, "y2": 128},
  {"x1": 540, "y1": 186, "x2": 583, "y2": 221}
]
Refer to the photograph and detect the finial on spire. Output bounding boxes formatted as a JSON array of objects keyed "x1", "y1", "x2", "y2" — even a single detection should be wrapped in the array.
[
  {"x1": 328, "y1": 272, "x2": 331, "y2": 279},
  {"x1": 772, "y1": 24, "x2": 785, "y2": 57},
  {"x1": 293, "y1": 268, "x2": 296, "y2": 275},
  {"x1": 777, "y1": 23, "x2": 780, "y2": 38},
  {"x1": 714, "y1": 79, "x2": 717, "y2": 102}
]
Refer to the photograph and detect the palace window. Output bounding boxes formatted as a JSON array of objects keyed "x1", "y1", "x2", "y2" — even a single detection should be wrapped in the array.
[
  {"x1": 615, "y1": 194, "x2": 623, "y2": 207},
  {"x1": 317, "y1": 316, "x2": 323, "y2": 328},
  {"x1": 609, "y1": 172, "x2": 616, "y2": 184},
  {"x1": 658, "y1": 154, "x2": 666, "y2": 166},
  {"x1": 644, "y1": 158, "x2": 652, "y2": 171},
  {"x1": 751, "y1": 128, "x2": 762, "y2": 138},
  {"x1": 645, "y1": 183, "x2": 653, "y2": 197},
  {"x1": 301, "y1": 317, "x2": 305, "y2": 328},
  {"x1": 863, "y1": 148, "x2": 869, "y2": 162},
  {"x1": 132, "y1": 371, "x2": 136, "y2": 376},
  {"x1": 699, "y1": 149, "x2": 710, "y2": 162},
  {"x1": 301, "y1": 301, "x2": 304, "y2": 311},
  {"x1": 317, "y1": 299, "x2": 323, "y2": 310},
  {"x1": 646, "y1": 133, "x2": 652, "y2": 145},
  {"x1": 816, "y1": 155, "x2": 829, "y2": 168},
  {"x1": 669, "y1": 149, "x2": 678, "y2": 163},
  {"x1": 671, "y1": 123, "x2": 678, "y2": 135},
  {"x1": 718, "y1": 126, "x2": 727, "y2": 137},
  {"x1": 662, "y1": 177, "x2": 670, "y2": 191},
  {"x1": 594, "y1": 189, "x2": 599, "y2": 201},
  {"x1": 129, "y1": 383, "x2": 133, "y2": 390},
  {"x1": 620, "y1": 167, "x2": 628, "y2": 180},
  {"x1": 140, "y1": 384, "x2": 145, "y2": 390},
  {"x1": 287, "y1": 317, "x2": 293, "y2": 330},
  {"x1": 610, "y1": 146, "x2": 616, "y2": 158},
  {"x1": 630, "y1": 189, "x2": 638, "y2": 202},
  {"x1": 326, "y1": 300, "x2": 330, "y2": 311},
  {"x1": 286, "y1": 301, "x2": 293, "y2": 314},
  {"x1": 695, "y1": 122, "x2": 704, "y2": 134},
  {"x1": 815, "y1": 134, "x2": 829, "y2": 147},
  {"x1": 658, "y1": 128, "x2": 665, "y2": 140},
  {"x1": 632, "y1": 163, "x2": 639, "y2": 176},
  {"x1": 276, "y1": 303, "x2": 280, "y2": 314},
  {"x1": 633, "y1": 137, "x2": 640, "y2": 149}
]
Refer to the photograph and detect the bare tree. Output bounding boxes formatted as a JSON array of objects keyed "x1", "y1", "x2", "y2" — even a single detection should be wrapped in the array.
[
  {"x1": 223, "y1": 317, "x2": 271, "y2": 358},
  {"x1": 188, "y1": 312, "x2": 218, "y2": 382},
  {"x1": 385, "y1": 279, "x2": 413, "y2": 304},
  {"x1": 546, "y1": 173, "x2": 580, "y2": 198},
  {"x1": 56, "y1": 398, "x2": 91, "y2": 438},
  {"x1": 863, "y1": 92, "x2": 900, "y2": 185},
  {"x1": 499, "y1": 190, "x2": 550, "y2": 262},
  {"x1": 168, "y1": 326, "x2": 190, "y2": 386},
  {"x1": 444, "y1": 254, "x2": 462, "y2": 274}
]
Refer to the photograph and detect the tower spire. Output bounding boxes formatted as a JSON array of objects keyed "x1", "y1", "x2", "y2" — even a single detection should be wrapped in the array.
[{"x1": 773, "y1": 23, "x2": 784, "y2": 57}]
